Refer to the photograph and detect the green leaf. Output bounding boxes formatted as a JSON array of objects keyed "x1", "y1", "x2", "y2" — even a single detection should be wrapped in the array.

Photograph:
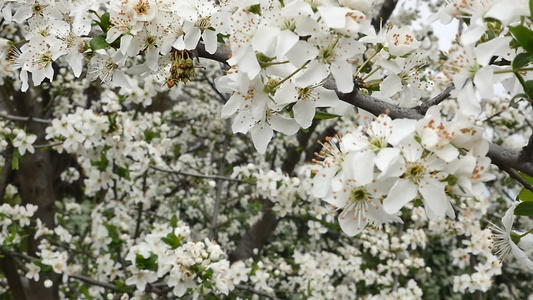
[
  {"x1": 519, "y1": 171, "x2": 533, "y2": 185},
  {"x1": 114, "y1": 165, "x2": 130, "y2": 180},
  {"x1": 170, "y1": 214, "x2": 179, "y2": 228},
  {"x1": 515, "y1": 201, "x2": 533, "y2": 216},
  {"x1": 518, "y1": 188, "x2": 533, "y2": 201},
  {"x1": 135, "y1": 253, "x2": 158, "y2": 271},
  {"x1": 11, "y1": 153, "x2": 19, "y2": 170},
  {"x1": 524, "y1": 80, "x2": 533, "y2": 102},
  {"x1": 144, "y1": 129, "x2": 161, "y2": 143},
  {"x1": 113, "y1": 280, "x2": 134, "y2": 293},
  {"x1": 510, "y1": 25, "x2": 533, "y2": 53},
  {"x1": 314, "y1": 110, "x2": 340, "y2": 120},
  {"x1": 530, "y1": 0, "x2": 533, "y2": 22},
  {"x1": 89, "y1": 35, "x2": 110, "y2": 51},
  {"x1": 512, "y1": 52, "x2": 533, "y2": 69},
  {"x1": 161, "y1": 232, "x2": 183, "y2": 249},
  {"x1": 510, "y1": 93, "x2": 528, "y2": 108},
  {"x1": 248, "y1": 4, "x2": 261, "y2": 15},
  {"x1": 99, "y1": 12, "x2": 111, "y2": 32}
]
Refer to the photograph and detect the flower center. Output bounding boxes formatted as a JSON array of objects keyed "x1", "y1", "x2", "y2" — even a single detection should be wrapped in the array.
[{"x1": 405, "y1": 161, "x2": 426, "y2": 182}]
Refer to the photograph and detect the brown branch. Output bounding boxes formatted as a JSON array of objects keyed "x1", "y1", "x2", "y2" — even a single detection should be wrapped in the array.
[
  {"x1": 0, "y1": 149, "x2": 14, "y2": 204},
  {"x1": 210, "y1": 119, "x2": 231, "y2": 239},
  {"x1": 0, "y1": 113, "x2": 52, "y2": 124},
  {"x1": 150, "y1": 165, "x2": 249, "y2": 183},
  {"x1": 236, "y1": 284, "x2": 280, "y2": 300},
  {"x1": 0, "y1": 249, "x2": 28, "y2": 300},
  {"x1": 416, "y1": 86, "x2": 455, "y2": 115},
  {"x1": 519, "y1": 128, "x2": 533, "y2": 163},
  {"x1": 503, "y1": 167, "x2": 533, "y2": 194},
  {"x1": 195, "y1": 43, "x2": 533, "y2": 176}
]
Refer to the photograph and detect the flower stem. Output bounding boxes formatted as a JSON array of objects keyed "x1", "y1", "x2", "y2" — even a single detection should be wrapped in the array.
[
  {"x1": 354, "y1": 46, "x2": 383, "y2": 79},
  {"x1": 268, "y1": 60, "x2": 311, "y2": 91},
  {"x1": 518, "y1": 228, "x2": 533, "y2": 238},
  {"x1": 361, "y1": 65, "x2": 382, "y2": 82},
  {"x1": 494, "y1": 67, "x2": 533, "y2": 74}
]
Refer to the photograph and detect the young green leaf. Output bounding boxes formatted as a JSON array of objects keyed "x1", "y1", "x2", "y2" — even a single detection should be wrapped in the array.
[
  {"x1": 512, "y1": 52, "x2": 533, "y2": 69},
  {"x1": 510, "y1": 25, "x2": 533, "y2": 53},
  {"x1": 90, "y1": 35, "x2": 110, "y2": 51},
  {"x1": 514, "y1": 201, "x2": 533, "y2": 216}
]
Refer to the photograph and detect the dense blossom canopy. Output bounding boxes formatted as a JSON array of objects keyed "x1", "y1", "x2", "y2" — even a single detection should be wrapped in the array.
[{"x1": 0, "y1": 0, "x2": 533, "y2": 299}]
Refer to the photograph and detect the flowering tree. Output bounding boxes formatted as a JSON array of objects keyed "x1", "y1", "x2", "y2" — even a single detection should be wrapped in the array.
[{"x1": 1, "y1": 0, "x2": 533, "y2": 299}]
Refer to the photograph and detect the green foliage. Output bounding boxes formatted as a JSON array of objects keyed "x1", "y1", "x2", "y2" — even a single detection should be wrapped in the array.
[
  {"x1": 510, "y1": 25, "x2": 533, "y2": 53},
  {"x1": 516, "y1": 172, "x2": 533, "y2": 202},
  {"x1": 161, "y1": 231, "x2": 184, "y2": 249},
  {"x1": 515, "y1": 201, "x2": 533, "y2": 216},
  {"x1": 314, "y1": 110, "x2": 341, "y2": 120},
  {"x1": 512, "y1": 52, "x2": 533, "y2": 69},
  {"x1": 89, "y1": 35, "x2": 110, "y2": 51},
  {"x1": 135, "y1": 253, "x2": 158, "y2": 271}
]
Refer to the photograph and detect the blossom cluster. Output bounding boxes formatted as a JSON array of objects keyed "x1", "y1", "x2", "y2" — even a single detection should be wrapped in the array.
[
  {"x1": 0, "y1": 201, "x2": 38, "y2": 247},
  {"x1": 1, "y1": 0, "x2": 429, "y2": 153},
  {"x1": 311, "y1": 107, "x2": 494, "y2": 236},
  {"x1": 123, "y1": 221, "x2": 232, "y2": 297}
]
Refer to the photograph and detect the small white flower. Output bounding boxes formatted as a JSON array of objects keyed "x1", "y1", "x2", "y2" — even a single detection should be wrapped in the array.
[
  {"x1": 385, "y1": 25, "x2": 421, "y2": 57},
  {"x1": 489, "y1": 202, "x2": 533, "y2": 269}
]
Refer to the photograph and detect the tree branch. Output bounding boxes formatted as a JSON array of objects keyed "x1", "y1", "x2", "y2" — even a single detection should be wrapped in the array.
[
  {"x1": 503, "y1": 166, "x2": 533, "y2": 194},
  {"x1": 150, "y1": 165, "x2": 249, "y2": 183},
  {"x1": 0, "y1": 113, "x2": 52, "y2": 124},
  {"x1": 236, "y1": 284, "x2": 280, "y2": 300},
  {"x1": 2, "y1": 248, "x2": 132, "y2": 294},
  {"x1": 416, "y1": 86, "x2": 455, "y2": 115},
  {"x1": 210, "y1": 120, "x2": 231, "y2": 239}
]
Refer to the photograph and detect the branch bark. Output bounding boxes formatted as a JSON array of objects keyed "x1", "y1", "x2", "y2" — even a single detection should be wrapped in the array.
[{"x1": 1, "y1": 84, "x2": 60, "y2": 300}]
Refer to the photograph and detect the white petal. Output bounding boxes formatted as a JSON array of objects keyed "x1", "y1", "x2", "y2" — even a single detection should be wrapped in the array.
[
  {"x1": 294, "y1": 60, "x2": 329, "y2": 87},
  {"x1": 202, "y1": 29, "x2": 218, "y2": 54},
  {"x1": 419, "y1": 178, "x2": 447, "y2": 220},
  {"x1": 380, "y1": 73, "x2": 402, "y2": 98},
  {"x1": 270, "y1": 114, "x2": 300, "y2": 135},
  {"x1": 388, "y1": 119, "x2": 416, "y2": 146},
  {"x1": 338, "y1": 209, "x2": 366, "y2": 237},
  {"x1": 252, "y1": 26, "x2": 280, "y2": 56},
  {"x1": 184, "y1": 27, "x2": 202, "y2": 50},
  {"x1": 375, "y1": 148, "x2": 404, "y2": 178},
  {"x1": 276, "y1": 30, "x2": 299, "y2": 59},
  {"x1": 317, "y1": 6, "x2": 349, "y2": 29},
  {"x1": 231, "y1": 111, "x2": 254, "y2": 134},
  {"x1": 510, "y1": 241, "x2": 533, "y2": 269},
  {"x1": 250, "y1": 123, "x2": 273, "y2": 154},
  {"x1": 112, "y1": 70, "x2": 131, "y2": 90},
  {"x1": 331, "y1": 61, "x2": 354, "y2": 93},
  {"x1": 383, "y1": 179, "x2": 418, "y2": 214},
  {"x1": 293, "y1": 99, "x2": 316, "y2": 129},
  {"x1": 286, "y1": 40, "x2": 319, "y2": 68},
  {"x1": 345, "y1": 151, "x2": 375, "y2": 186},
  {"x1": 221, "y1": 94, "x2": 243, "y2": 118},
  {"x1": 312, "y1": 163, "x2": 337, "y2": 198}
]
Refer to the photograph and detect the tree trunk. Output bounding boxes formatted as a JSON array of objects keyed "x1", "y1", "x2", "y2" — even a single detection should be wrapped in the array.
[{"x1": 2, "y1": 85, "x2": 60, "y2": 300}]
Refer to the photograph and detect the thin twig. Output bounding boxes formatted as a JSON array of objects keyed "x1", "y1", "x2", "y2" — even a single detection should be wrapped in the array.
[
  {"x1": 0, "y1": 113, "x2": 52, "y2": 124},
  {"x1": 0, "y1": 149, "x2": 14, "y2": 204},
  {"x1": 210, "y1": 120, "x2": 230, "y2": 239},
  {"x1": 236, "y1": 284, "x2": 280, "y2": 300},
  {"x1": 33, "y1": 142, "x2": 63, "y2": 149},
  {"x1": 1, "y1": 248, "x2": 128, "y2": 293},
  {"x1": 503, "y1": 167, "x2": 533, "y2": 194},
  {"x1": 150, "y1": 165, "x2": 250, "y2": 183},
  {"x1": 416, "y1": 86, "x2": 455, "y2": 115}
]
